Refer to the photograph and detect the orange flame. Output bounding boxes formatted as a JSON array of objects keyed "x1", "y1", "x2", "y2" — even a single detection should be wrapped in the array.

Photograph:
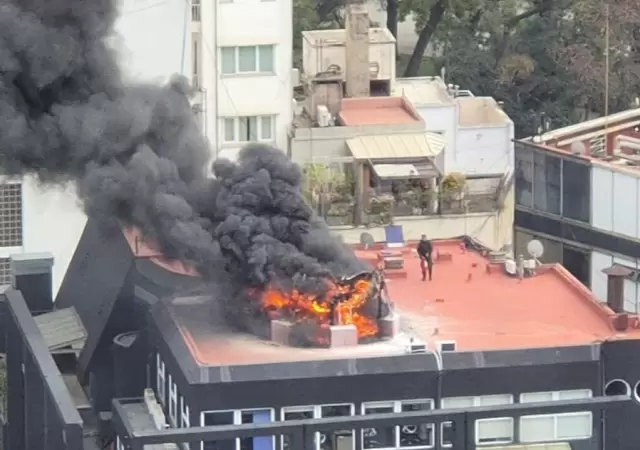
[{"x1": 261, "y1": 278, "x2": 379, "y2": 339}]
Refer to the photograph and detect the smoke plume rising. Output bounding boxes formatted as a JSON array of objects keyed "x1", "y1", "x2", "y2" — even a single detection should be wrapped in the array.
[{"x1": 0, "y1": 0, "x2": 366, "y2": 306}]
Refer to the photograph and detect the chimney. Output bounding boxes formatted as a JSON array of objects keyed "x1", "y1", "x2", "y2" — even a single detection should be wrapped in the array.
[
  {"x1": 602, "y1": 265, "x2": 633, "y2": 313},
  {"x1": 10, "y1": 253, "x2": 54, "y2": 314},
  {"x1": 345, "y1": 2, "x2": 370, "y2": 98}
]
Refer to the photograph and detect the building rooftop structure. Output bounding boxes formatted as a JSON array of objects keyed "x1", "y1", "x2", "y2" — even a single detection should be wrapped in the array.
[
  {"x1": 301, "y1": 27, "x2": 395, "y2": 47},
  {"x1": 157, "y1": 239, "x2": 640, "y2": 375},
  {"x1": 525, "y1": 107, "x2": 640, "y2": 173},
  {"x1": 338, "y1": 97, "x2": 422, "y2": 126}
]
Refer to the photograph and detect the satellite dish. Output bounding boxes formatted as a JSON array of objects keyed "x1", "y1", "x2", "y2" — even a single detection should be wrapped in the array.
[
  {"x1": 360, "y1": 232, "x2": 375, "y2": 249},
  {"x1": 527, "y1": 239, "x2": 544, "y2": 259},
  {"x1": 570, "y1": 141, "x2": 587, "y2": 156}
]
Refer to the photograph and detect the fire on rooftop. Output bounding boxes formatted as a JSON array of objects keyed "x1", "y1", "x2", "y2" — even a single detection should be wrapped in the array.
[{"x1": 258, "y1": 270, "x2": 398, "y2": 348}]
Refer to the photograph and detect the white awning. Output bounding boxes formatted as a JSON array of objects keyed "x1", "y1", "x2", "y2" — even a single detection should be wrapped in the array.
[
  {"x1": 372, "y1": 164, "x2": 420, "y2": 179},
  {"x1": 347, "y1": 132, "x2": 446, "y2": 161}
]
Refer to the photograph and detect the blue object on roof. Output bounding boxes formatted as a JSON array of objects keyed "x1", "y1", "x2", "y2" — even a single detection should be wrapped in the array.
[{"x1": 384, "y1": 225, "x2": 404, "y2": 244}]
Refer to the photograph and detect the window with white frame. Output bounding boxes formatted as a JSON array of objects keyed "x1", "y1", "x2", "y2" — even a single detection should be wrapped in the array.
[
  {"x1": 520, "y1": 389, "x2": 592, "y2": 403},
  {"x1": 440, "y1": 395, "x2": 512, "y2": 448},
  {"x1": 156, "y1": 354, "x2": 166, "y2": 406},
  {"x1": 399, "y1": 400, "x2": 434, "y2": 448},
  {"x1": 319, "y1": 404, "x2": 355, "y2": 450},
  {"x1": 361, "y1": 400, "x2": 434, "y2": 450},
  {"x1": 239, "y1": 408, "x2": 275, "y2": 450},
  {"x1": 222, "y1": 116, "x2": 275, "y2": 143},
  {"x1": 192, "y1": 39, "x2": 200, "y2": 88},
  {"x1": 362, "y1": 402, "x2": 395, "y2": 449},
  {"x1": 281, "y1": 406, "x2": 315, "y2": 450},
  {"x1": 220, "y1": 45, "x2": 275, "y2": 74},
  {"x1": 168, "y1": 375, "x2": 178, "y2": 425},
  {"x1": 475, "y1": 417, "x2": 514, "y2": 445},
  {"x1": 520, "y1": 412, "x2": 593, "y2": 442},
  {"x1": 116, "y1": 435, "x2": 126, "y2": 450},
  {"x1": 201, "y1": 409, "x2": 275, "y2": 450},
  {"x1": 191, "y1": 0, "x2": 200, "y2": 21}
]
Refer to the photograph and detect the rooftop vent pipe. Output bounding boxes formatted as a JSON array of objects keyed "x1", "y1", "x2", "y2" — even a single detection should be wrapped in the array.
[{"x1": 602, "y1": 265, "x2": 633, "y2": 313}]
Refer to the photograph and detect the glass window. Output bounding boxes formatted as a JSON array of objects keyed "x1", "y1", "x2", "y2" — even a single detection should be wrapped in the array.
[
  {"x1": 220, "y1": 47, "x2": 236, "y2": 74},
  {"x1": 239, "y1": 409, "x2": 274, "y2": 450},
  {"x1": 520, "y1": 392, "x2": 555, "y2": 403},
  {"x1": 477, "y1": 395, "x2": 513, "y2": 406},
  {"x1": 319, "y1": 404, "x2": 354, "y2": 450},
  {"x1": 556, "y1": 412, "x2": 592, "y2": 439},
  {"x1": 260, "y1": 116, "x2": 273, "y2": 140},
  {"x1": 514, "y1": 229, "x2": 563, "y2": 264},
  {"x1": 399, "y1": 401, "x2": 434, "y2": 448},
  {"x1": 562, "y1": 159, "x2": 590, "y2": 222},
  {"x1": 520, "y1": 415, "x2": 555, "y2": 442},
  {"x1": 515, "y1": 145, "x2": 534, "y2": 207},
  {"x1": 557, "y1": 390, "x2": 592, "y2": 400},
  {"x1": 202, "y1": 411, "x2": 235, "y2": 450},
  {"x1": 533, "y1": 152, "x2": 561, "y2": 215},
  {"x1": 248, "y1": 116, "x2": 258, "y2": 141},
  {"x1": 441, "y1": 397, "x2": 474, "y2": 409},
  {"x1": 475, "y1": 418, "x2": 513, "y2": 445},
  {"x1": 440, "y1": 422, "x2": 455, "y2": 448},
  {"x1": 223, "y1": 118, "x2": 236, "y2": 142},
  {"x1": 238, "y1": 46, "x2": 257, "y2": 72},
  {"x1": 258, "y1": 45, "x2": 274, "y2": 72},
  {"x1": 362, "y1": 402, "x2": 395, "y2": 449},
  {"x1": 562, "y1": 245, "x2": 591, "y2": 287},
  {"x1": 520, "y1": 412, "x2": 592, "y2": 443},
  {"x1": 281, "y1": 407, "x2": 315, "y2": 450}
]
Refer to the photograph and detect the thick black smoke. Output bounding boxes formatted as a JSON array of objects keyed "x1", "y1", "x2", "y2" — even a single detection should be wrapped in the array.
[{"x1": 0, "y1": 0, "x2": 365, "y2": 304}]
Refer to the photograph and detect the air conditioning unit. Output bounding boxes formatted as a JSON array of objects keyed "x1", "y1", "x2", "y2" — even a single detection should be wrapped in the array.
[
  {"x1": 317, "y1": 105, "x2": 332, "y2": 127},
  {"x1": 406, "y1": 338, "x2": 427, "y2": 354},
  {"x1": 437, "y1": 341, "x2": 456, "y2": 352}
]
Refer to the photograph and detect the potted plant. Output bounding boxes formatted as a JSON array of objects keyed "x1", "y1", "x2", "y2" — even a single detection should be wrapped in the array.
[
  {"x1": 440, "y1": 173, "x2": 466, "y2": 211},
  {"x1": 366, "y1": 195, "x2": 394, "y2": 225}
]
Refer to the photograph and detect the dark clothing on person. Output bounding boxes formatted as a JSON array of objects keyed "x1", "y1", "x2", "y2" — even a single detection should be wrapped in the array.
[
  {"x1": 417, "y1": 240, "x2": 432, "y2": 260},
  {"x1": 417, "y1": 240, "x2": 433, "y2": 281}
]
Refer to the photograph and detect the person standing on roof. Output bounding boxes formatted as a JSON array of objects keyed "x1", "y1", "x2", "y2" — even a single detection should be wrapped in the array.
[{"x1": 416, "y1": 234, "x2": 433, "y2": 281}]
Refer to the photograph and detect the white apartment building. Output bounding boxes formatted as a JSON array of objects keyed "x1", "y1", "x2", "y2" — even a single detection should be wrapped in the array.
[{"x1": 191, "y1": 0, "x2": 294, "y2": 161}]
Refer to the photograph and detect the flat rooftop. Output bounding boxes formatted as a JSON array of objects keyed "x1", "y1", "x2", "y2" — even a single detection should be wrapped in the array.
[
  {"x1": 302, "y1": 27, "x2": 395, "y2": 46},
  {"x1": 393, "y1": 77, "x2": 454, "y2": 106},
  {"x1": 457, "y1": 97, "x2": 511, "y2": 127},
  {"x1": 523, "y1": 108, "x2": 640, "y2": 175},
  {"x1": 338, "y1": 97, "x2": 422, "y2": 126},
  {"x1": 167, "y1": 240, "x2": 640, "y2": 368}
]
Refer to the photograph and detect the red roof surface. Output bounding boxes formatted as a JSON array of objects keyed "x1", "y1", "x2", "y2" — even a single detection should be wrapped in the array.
[
  {"x1": 175, "y1": 240, "x2": 640, "y2": 367},
  {"x1": 338, "y1": 97, "x2": 422, "y2": 126}
]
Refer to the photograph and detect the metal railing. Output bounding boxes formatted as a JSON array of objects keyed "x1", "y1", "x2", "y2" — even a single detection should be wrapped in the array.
[{"x1": 1, "y1": 289, "x2": 84, "y2": 450}]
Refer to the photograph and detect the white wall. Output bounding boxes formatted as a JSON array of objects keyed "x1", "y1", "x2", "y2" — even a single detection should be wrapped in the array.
[
  {"x1": 200, "y1": 0, "x2": 293, "y2": 160},
  {"x1": 453, "y1": 125, "x2": 514, "y2": 176},
  {"x1": 20, "y1": 178, "x2": 87, "y2": 296},
  {"x1": 591, "y1": 165, "x2": 640, "y2": 238},
  {"x1": 591, "y1": 250, "x2": 640, "y2": 313},
  {"x1": 417, "y1": 105, "x2": 456, "y2": 173},
  {"x1": 112, "y1": 0, "x2": 192, "y2": 82}
]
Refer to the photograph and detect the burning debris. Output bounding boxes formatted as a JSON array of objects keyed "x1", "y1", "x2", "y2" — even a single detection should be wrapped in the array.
[
  {"x1": 261, "y1": 269, "x2": 392, "y2": 347},
  {"x1": 0, "y1": 0, "x2": 379, "y2": 345}
]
